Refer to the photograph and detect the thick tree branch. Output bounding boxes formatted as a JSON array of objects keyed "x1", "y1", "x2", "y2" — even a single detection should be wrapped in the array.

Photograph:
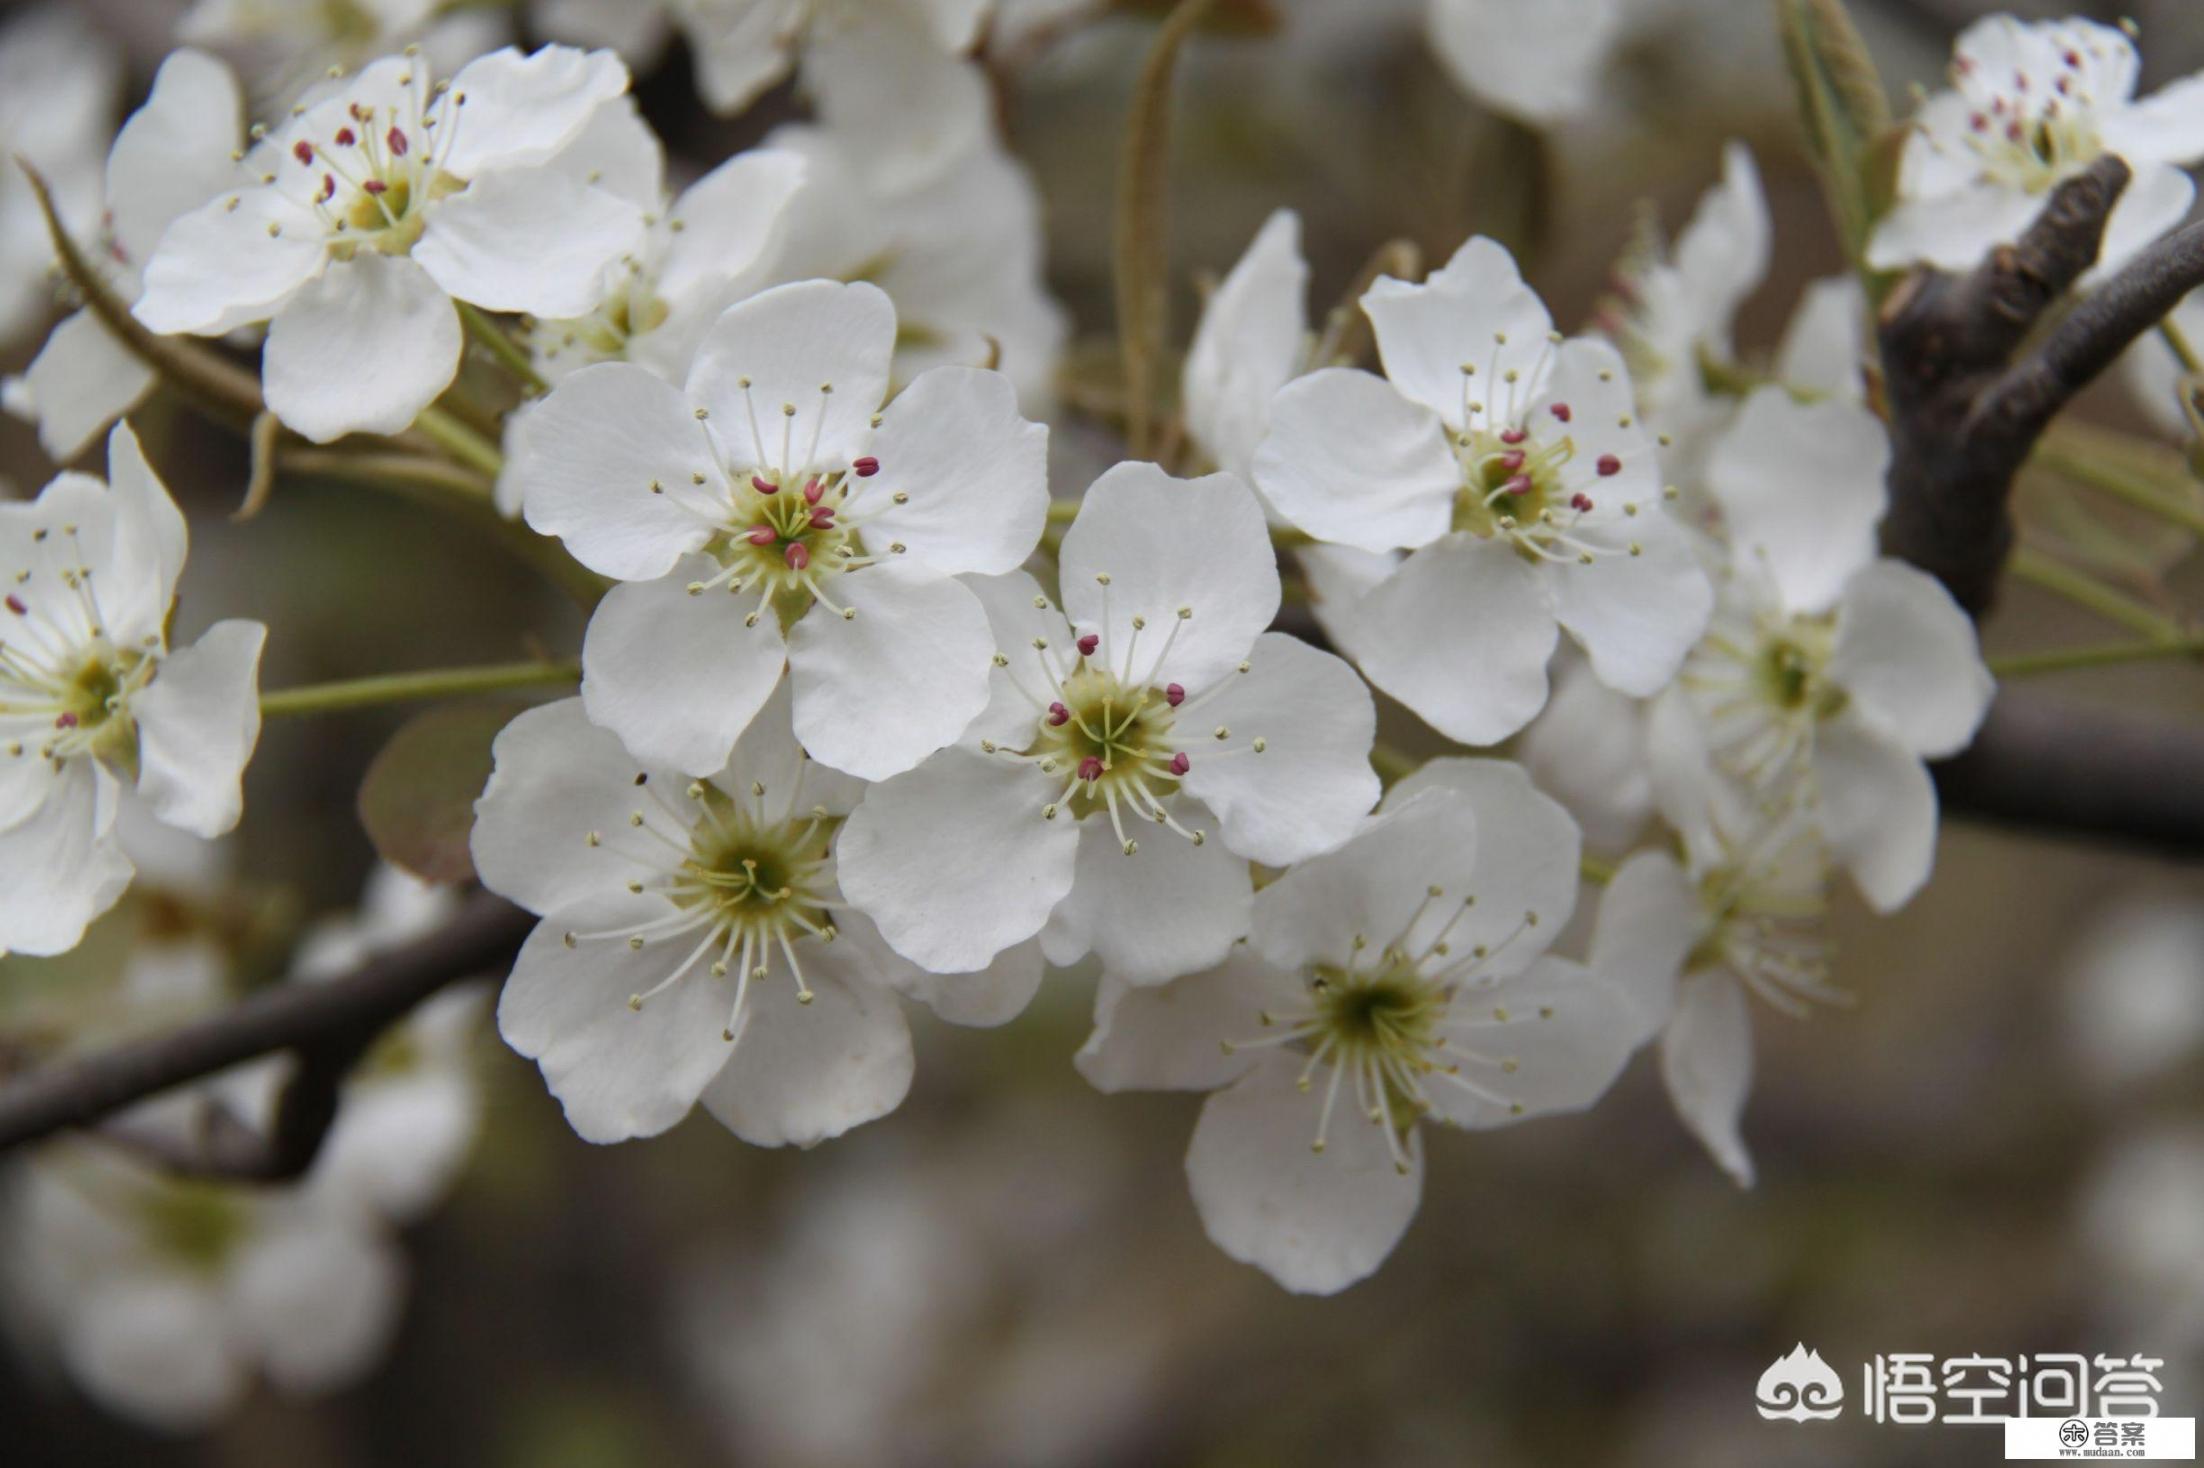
[
  {"x1": 1932, "y1": 696, "x2": 2204, "y2": 854},
  {"x1": 0, "y1": 892, "x2": 530, "y2": 1174}
]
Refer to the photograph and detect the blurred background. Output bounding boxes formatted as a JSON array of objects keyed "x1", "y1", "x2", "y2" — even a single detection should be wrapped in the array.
[{"x1": 3, "y1": 0, "x2": 2203, "y2": 1463}]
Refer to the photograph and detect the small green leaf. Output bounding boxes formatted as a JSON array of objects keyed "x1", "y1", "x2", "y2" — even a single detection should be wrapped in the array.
[{"x1": 356, "y1": 702, "x2": 515, "y2": 885}]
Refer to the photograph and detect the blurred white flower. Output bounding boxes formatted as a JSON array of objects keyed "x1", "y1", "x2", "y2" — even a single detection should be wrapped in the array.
[
  {"x1": 0, "y1": 4, "x2": 120, "y2": 346},
  {"x1": 0, "y1": 424, "x2": 266, "y2": 957},
  {"x1": 838, "y1": 464, "x2": 1378, "y2": 985},
  {"x1": 517, "y1": 280, "x2": 1049, "y2": 782},
  {"x1": 1515, "y1": 649, "x2": 1654, "y2": 854},
  {"x1": 2062, "y1": 894, "x2": 2204, "y2": 1093},
  {"x1": 1080, "y1": 770, "x2": 1638, "y2": 1293},
  {"x1": 472, "y1": 690, "x2": 932, "y2": 1146},
  {"x1": 133, "y1": 45, "x2": 643, "y2": 443},
  {"x1": 1426, "y1": 0, "x2": 1627, "y2": 127},
  {"x1": 5, "y1": 50, "x2": 246, "y2": 464},
  {"x1": 1255, "y1": 235, "x2": 1711, "y2": 745},
  {"x1": 2120, "y1": 286, "x2": 2204, "y2": 439},
  {"x1": 1184, "y1": 208, "x2": 1310, "y2": 487},
  {"x1": 178, "y1": 0, "x2": 511, "y2": 111},
  {"x1": 4, "y1": 1143, "x2": 403, "y2": 1433},
  {"x1": 1655, "y1": 388, "x2": 1993, "y2": 913},
  {"x1": 2078, "y1": 1123, "x2": 2204, "y2": 1353},
  {"x1": 1867, "y1": 15, "x2": 2204, "y2": 279}
]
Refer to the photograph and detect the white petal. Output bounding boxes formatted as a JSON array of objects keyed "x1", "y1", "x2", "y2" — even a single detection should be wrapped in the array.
[
  {"x1": 1428, "y1": 956, "x2": 1639, "y2": 1128},
  {"x1": 683, "y1": 2, "x2": 797, "y2": 113},
  {"x1": 1660, "y1": 973, "x2": 1756, "y2": 1187},
  {"x1": 1251, "y1": 787, "x2": 1486, "y2": 975},
  {"x1": 1251, "y1": 369, "x2": 1457, "y2": 553},
  {"x1": 263, "y1": 255, "x2": 461, "y2": 443},
  {"x1": 1828, "y1": 559, "x2": 1994, "y2": 758},
  {"x1": 1353, "y1": 534, "x2": 1557, "y2": 745},
  {"x1": 471, "y1": 698, "x2": 681, "y2": 915},
  {"x1": 1363, "y1": 236, "x2": 1553, "y2": 426},
  {"x1": 1809, "y1": 715, "x2": 1939, "y2": 914},
  {"x1": 1548, "y1": 510, "x2": 1713, "y2": 697},
  {"x1": 64, "y1": 1277, "x2": 243, "y2": 1432},
  {"x1": 658, "y1": 147, "x2": 808, "y2": 304},
  {"x1": 1775, "y1": 275, "x2": 1867, "y2": 401},
  {"x1": 900, "y1": 937, "x2": 1045, "y2": 1028},
  {"x1": 801, "y1": 9, "x2": 989, "y2": 193},
  {"x1": 497, "y1": 899, "x2": 735, "y2": 1142},
  {"x1": 230, "y1": 1217, "x2": 403, "y2": 1393},
  {"x1": 1185, "y1": 208, "x2": 1307, "y2": 480},
  {"x1": 134, "y1": 186, "x2": 324, "y2": 336},
  {"x1": 1046, "y1": 804, "x2": 1252, "y2": 985},
  {"x1": 1515, "y1": 651, "x2": 1653, "y2": 852},
  {"x1": 687, "y1": 278, "x2": 896, "y2": 472},
  {"x1": 1058, "y1": 462, "x2": 1280, "y2": 694},
  {"x1": 862, "y1": 366, "x2": 1049, "y2": 576},
  {"x1": 1704, "y1": 387, "x2": 1887, "y2": 615},
  {"x1": 1674, "y1": 141, "x2": 1771, "y2": 348},
  {"x1": 788, "y1": 562, "x2": 993, "y2": 781},
  {"x1": 1426, "y1": 0, "x2": 1624, "y2": 125},
  {"x1": 1588, "y1": 848, "x2": 1700, "y2": 1044},
  {"x1": 1297, "y1": 542, "x2": 1398, "y2": 663},
  {"x1": 1075, "y1": 950, "x2": 1299, "y2": 1093},
  {"x1": 132, "y1": 619, "x2": 265, "y2": 840},
  {"x1": 0, "y1": 762, "x2": 133, "y2": 956},
  {"x1": 2103, "y1": 74, "x2": 2204, "y2": 166},
  {"x1": 1382, "y1": 759, "x2": 1582, "y2": 978},
  {"x1": 837, "y1": 748, "x2": 1077, "y2": 973},
  {"x1": 440, "y1": 45, "x2": 631, "y2": 178},
  {"x1": 536, "y1": 92, "x2": 664, "y2": 210},
  {"x1": 516, "y1": 363, "x2": 721, "y2": 581},
  {"x1": 105, "y1": 49, "x2": 245, "y2": 268},
  {"x1": 2089, "y1": 162, "x2": 2196, "y2": 282},
  {"x1": 581, "y1": 560, "x2": 787, "y2": 777},
  {"x1": 1187, "y1": 1051, "x2": 1423, "y2": 1294},
  {"x1": 415, "y1": 166, "x2": 646, "y2": 318},
  {"x1": 313, "y1": 1065, "x2": 480, "y2": 1223},
  {"x1": 104, "y1": 420, "x2": 190, "y2": 624},
  {"x1": 1864, "y1": 181, "x2": 2044, "y2": 273},
  {"x1": 698, "y1": 963, "x2": 914, "y2": 1148},
  {"x1": 1180, "y1": 632, "x2": 1377, "y2": 866},
  {"x1": 15, "y1": 308, "x2": 156, "y2": 463},
  {"x1": 956, "y1": 566, "x2": 1075, "y2": 748}
]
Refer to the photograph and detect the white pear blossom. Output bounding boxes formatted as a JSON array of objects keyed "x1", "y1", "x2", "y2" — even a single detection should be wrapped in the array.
[
  {"x1": 1867, "y1": 15, "x2": 2204, "y2": 279},
  {"x1": 1583, "y1": 810, "x2": 1840, "y2": 1188},
  {"x1": 1183, "y1": 208, "x2": 1309, "y2": 487},
  {"x1": 177, "y1": 0, "x2": 512, "y2": 112},
  {"x1": 3, "y1": 1142, "x2": 403, "y2": 1433},
  {"x1": 472, "y1": 689, "x2": 956, "y2": 1147},
  {"x1": 1657, "y1": 387, "x2": 1994, "y2": 913},
  {"x1": 1079, "y1": 770, "x2": 1640, "y2": 1293},
  {"x1": 838, "y1": 463, "x2": 1380, "y2": 986},
  {"x1": 0, "y1": 424, "x2": 266, "y2": 958},
  {"x1": 0, "y1": 4, "x2": 119, "y2": 346},
  {"x1": 1254, "y1": 235, "x2": 1713, "y2": 745},
  {"x1": 2062, "y1": 894, "x2": 2204, "y2": 1093},
  {"x1": 1426, "y1": 0, "x2": 1627, "y2": 127},
  {"x1": 517, "y1": 279, "x2": 1048, "y2": 782},
  {"x1": 133, "y1": 45, "x2": 645, "y2": 444},
  {"x1": 5, "y1": 50, "x2": 246, "y2": 464}
]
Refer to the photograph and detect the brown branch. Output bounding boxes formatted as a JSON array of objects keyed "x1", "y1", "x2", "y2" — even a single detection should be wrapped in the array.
[
  {"x1": 1932, "y1": 696, "x2": 2204, "y2": 855},
  {"x1": 0, "y1": 892, "x2": 530, "y2": 1175}
]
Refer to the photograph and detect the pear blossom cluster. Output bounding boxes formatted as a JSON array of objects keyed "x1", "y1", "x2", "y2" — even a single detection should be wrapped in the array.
[{"x1": 0, "y1": 10, "x2": 2195, "y2": 1421}]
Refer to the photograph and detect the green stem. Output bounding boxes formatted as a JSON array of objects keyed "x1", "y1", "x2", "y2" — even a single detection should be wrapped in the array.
[
  {"x1": 457, "y1": 301, "x2": 549, "y2": 396},
  {"x1": 2008, "y1": 547, "x2": 2186, "y2": 641},
  {"x1": 413, "y1": 405, "x2": 506, "y2": 479},
  {"x1": 260, "y1": 660, "x2": 579, "y2": 719},
  {"x1": 1988, "y1": 637, "x2": 2204, "y2": 678},
  {"x1": 1578, "y1": 853, "x2": 1615, "y2": 886},
  {"x1": 2162, "y1": 317, "x2": 2203, "y2": 376},
  {"x1": 2031, "y1": 430, "x2": 2204, "y2": 537}
]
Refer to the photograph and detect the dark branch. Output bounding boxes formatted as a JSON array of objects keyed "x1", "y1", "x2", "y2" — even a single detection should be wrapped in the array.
[
  {"x1": 1933, "y1": 696, "x2": 2204, "y2": 855},
  {"x1": 0, "y1": 891, "x2": 530, "y2": 1173}
]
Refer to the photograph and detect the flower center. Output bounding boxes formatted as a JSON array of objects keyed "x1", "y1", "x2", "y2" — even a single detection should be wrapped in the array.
[
  {"x1": 1683, "y1": 607, "x2": 1847, "y2": 789},
  {"x1": 270, "y1": 58, "x2": 469, "y2": 259},
  {"x1": 138, "y1": 1179, "x2": 251, "y2": 1275},
  {"x1": 2, "y1": 527, "x2": 159, "y2": 776},
  {"x1": 1689, "y1": 839, "x2": 1845, "y2": 1018},
  {"x1": 1951, "y1": 46, "x2": 2110, "y2": 194}
]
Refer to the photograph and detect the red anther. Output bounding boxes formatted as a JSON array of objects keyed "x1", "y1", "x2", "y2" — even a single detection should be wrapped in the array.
[
  {"x1": 745, "y1": 524, "x2": 776, "y2": 546},
  {"x1": 293, "y1": 141, "x2": 315, "y2": 166},
  {"x1": 1076, "y1": 633, "x2": 1099, "y2": 657},
  {"x1": 334, "y1": 126, "x2": 357, "y2": 146},
  {"x1": 1168, "y1": 752, "x2": 1190, "y2": 776},
  {"x1": 852, "y1": 456, "x2": 880, "y2": 477},
  {"x1": 362, "y1": 178, "x2": 388, "y2": 195},
  {"x1": 1549, "y1": 402, "x2": 1572, "y2": 423},
  {"x1": 2014, "y1": 70, "x2": 2028, "y2": 91},
  {"x1": 1970, "y1": 112, "x2": 1989, "y2": 131},
  {"x1": 2007, "y1": 120, "x2": 2025, "y2": 142},
  {"x1": 751, "y1": 475, "x2": 779, "y2": 495},
  {"x1": 386, "y1": 126, "x2": 409, "y2": 157},
  {"x1": 783, "y1": 542, "x2": 811, "y2": 571},
  {"x1": 349, "y1": 103, "x2": 368, "y2": 121},
  {"x1": 1596, "y1": 454, "x2": 1621, "y2": 477},
  {"x1": 54, "y1": 711, "x2": 78, "y2": 729},
  {"x1": 319, "y1": 174, "x2": 337, "y2": 202},
  {"x1": 1499, "y1": 427, "x2": 1528, "y2": 445},
  {"x1": 4, "y1": 594, "x2": 24, "y2": 615},
  {"x1": 2063, "y1": 49, "x2": 2081, "y2": 67},
  {"x1": 802, "y1": 477, "x2": 824, "y2": 505},
  {"x1": 1165, "y1": 683, "x2": 1185, "y2": 707},
  {"x1": 1077, "y1": 756, "x2": 1105, "y2": 782},
  {"x1": 2056, "y1": 75, "x2": 2072, "y2": 96},
  {"x1": 1047, "y1": 702, "x2": 1070, "y2": 727},
  {"x1": 1570, "y1": 492, "x2": 1595, "y2": 513},
  {"x1": 1505, "y1": 474, "x2": 1534, "y2": 497},
  {"x1": 1498, "y1": 450, "x2": 1526, "y2": 473},
  {"x1": 807, "y1": 507, "x2": 836, "y2": 529}
]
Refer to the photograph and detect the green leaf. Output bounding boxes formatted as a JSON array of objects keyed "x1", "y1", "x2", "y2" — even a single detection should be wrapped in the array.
[
  {"x1": 356, "y1": 702, "x2": 515, "y2": 885},
  {"x1": 1778, "y1": 0, "x2": 1897, "y2": 280}
]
